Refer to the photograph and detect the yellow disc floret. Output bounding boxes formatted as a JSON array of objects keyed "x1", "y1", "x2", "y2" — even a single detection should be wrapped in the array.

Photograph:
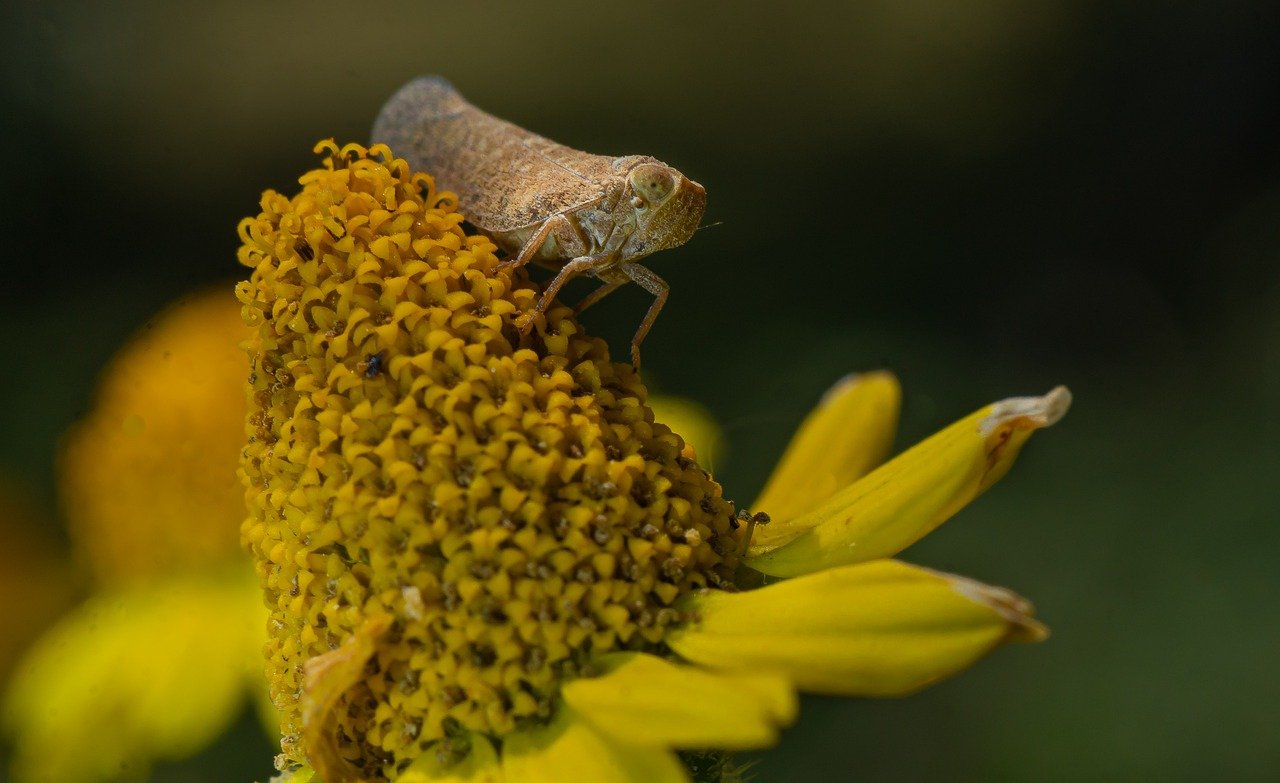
[{"x1": 236, "y1": 141, "x2": 742, "y2": 779}]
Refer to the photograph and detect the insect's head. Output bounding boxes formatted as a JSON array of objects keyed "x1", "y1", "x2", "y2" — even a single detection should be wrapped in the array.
[{"x1": 622, "y1": 161, "x2": 706, "y2": 257}]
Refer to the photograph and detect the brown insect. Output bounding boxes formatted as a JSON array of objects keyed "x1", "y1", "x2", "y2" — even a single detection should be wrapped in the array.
[{"x1": 372, "y1": 76, "x2": 707, "y2": 367}]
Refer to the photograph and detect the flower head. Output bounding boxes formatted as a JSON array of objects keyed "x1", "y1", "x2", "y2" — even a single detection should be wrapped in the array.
[
  {"x1": 238, "y1": 141, "x2": 1068, "y2": 783},
  {"x1": 60, "y1": 291, "x2": 250, "y2": 585},
  {"x1": 646, "y1": 395, "x2": 721, "y2": 467}
]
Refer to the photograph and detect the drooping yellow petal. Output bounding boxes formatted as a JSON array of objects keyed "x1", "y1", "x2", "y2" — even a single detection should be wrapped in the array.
[
  {"x1": 501, "y1": 709, "x2": 689, "y2": 783},
  {"x1": 301, "y1": 613, "x2": 393, "y2": 783},
  {"x1": 3, "y1": 572, "x2": 260, "y2": 783},
  {"x1": 667, "y1": 559, "x2": 1046, "y2": 697},
  {"x1": 750, "y1": 372, "x2": 901, "y2": 543},
  {"x1": 563, "y1": 652, "x2": 796, "y2": 750},
  {"x1": 400, "y1": 734, "x2": 503, "y2": 782},
  {"x1": 747, "y1": 386, "x2": 1070, "y2": 576}
]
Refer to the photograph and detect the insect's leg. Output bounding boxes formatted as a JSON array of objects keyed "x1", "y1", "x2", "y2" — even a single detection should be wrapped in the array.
[
  {"x1": 500, "y1": 213, "x2": 586, "y2": 271},
  {"x1": 574, "y1": 281, "x2": 624, "y2": 314},
  {"x1": 519, "y1": 253, "x2": 611, "y2": 334},
  {"x1": 499, "y1": 218, "x2": 558, "y2": 271},
  {"x1": 618, "y1": 262, "x2": 669, "y2": 368}
]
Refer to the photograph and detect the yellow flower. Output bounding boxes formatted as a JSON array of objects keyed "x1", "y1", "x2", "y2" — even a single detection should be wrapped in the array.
[
  {"x1": 2, "y1": 291, "x2": 270, "y2": 783},
  {"x1": 238, "y1": 141, "x2": 1068, "y2": 783},
  {"x1": 60, "y1": 291, "x2": 249, "y2": 584},
  {"x1": 0, "y1": 479, "x2": 77, "y2": 686}
]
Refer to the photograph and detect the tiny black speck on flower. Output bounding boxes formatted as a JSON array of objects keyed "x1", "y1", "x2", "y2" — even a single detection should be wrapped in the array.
[{"x1": 361, "y1": 352, "x2": 385, "y2": 379}]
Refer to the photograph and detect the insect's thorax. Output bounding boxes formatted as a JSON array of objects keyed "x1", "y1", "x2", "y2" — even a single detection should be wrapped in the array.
[{"x1": 487, "y1": 179, "x2": 638, "y2": 270}]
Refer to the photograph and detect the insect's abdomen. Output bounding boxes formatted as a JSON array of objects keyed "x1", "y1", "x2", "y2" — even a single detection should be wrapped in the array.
[{"x1": 372, "y1": 76, "x2": 613, "y2": 234}]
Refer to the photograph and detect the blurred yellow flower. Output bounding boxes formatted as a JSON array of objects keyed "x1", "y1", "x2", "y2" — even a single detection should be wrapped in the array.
[
  {"x1": 238, "y1": 141, "x2": 1068, "y2": 783},
  {"x1": 59, "y1": 291, "x2": 250, "y2": 584},
  {"x1": 0, "y1": 479, "x2": 76, "y2": 687},
  {"x1": 2, "y1": 291, "x2": 270, "y2": 783}
]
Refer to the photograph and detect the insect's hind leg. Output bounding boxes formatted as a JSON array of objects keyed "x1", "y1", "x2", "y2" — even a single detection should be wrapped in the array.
[{"x1": 619, "y1": 262, "x2": 669, "y2": 368}]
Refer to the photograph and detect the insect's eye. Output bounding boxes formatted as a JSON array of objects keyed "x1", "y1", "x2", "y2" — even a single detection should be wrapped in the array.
[{"x1": 628, "y1": 164, "x2": 676, "y2": 204}]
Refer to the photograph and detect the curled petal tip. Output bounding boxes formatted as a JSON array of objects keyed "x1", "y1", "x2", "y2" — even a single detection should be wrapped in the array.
[
  {"x1": 980, "y1": 386, "x2": 1072, "y2": 436},
  {"x1": 946, "y1": 572, "x2": 1049, "y2": 643}
]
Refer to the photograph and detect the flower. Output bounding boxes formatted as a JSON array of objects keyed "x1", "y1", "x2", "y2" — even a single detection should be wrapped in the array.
[
  {"x1": 2, "y1": 291, "x2": 271, "y2": 783},
  {"x1": 237, "y1": 141, "x2": 1068, "y2": 783},
  {"x1": 0, "y1": 479, "x2": 76, "y2": 686},
  {"x1": 60, "y1": 291, "x2": 249, "y2": 584}
]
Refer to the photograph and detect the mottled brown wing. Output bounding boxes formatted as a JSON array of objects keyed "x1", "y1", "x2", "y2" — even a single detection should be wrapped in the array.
[{"x1": 372, "y1": 76, "x2": 615, "y2": 234}]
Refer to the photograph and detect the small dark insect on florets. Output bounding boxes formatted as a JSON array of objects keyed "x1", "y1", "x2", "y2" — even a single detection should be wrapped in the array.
[{"x1": 362, "y1": 352, "x2": 385, "y2": 379}]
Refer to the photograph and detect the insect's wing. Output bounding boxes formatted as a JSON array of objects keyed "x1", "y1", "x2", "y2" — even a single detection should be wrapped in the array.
[{"x1": 373, "y1": 76, "x2": 613, "y2": 233}]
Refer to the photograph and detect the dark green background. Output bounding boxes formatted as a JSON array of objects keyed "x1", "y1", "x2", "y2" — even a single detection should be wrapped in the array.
[{"x1": 2, "y1": 1, "x2": 1277, "y2": 781}]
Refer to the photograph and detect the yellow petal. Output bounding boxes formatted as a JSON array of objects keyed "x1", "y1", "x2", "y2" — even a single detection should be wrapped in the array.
[
  {"x1": 3, "y1": 572, "x2": 260, "y2": 783},
  {"x1": 270, "y1": 767, "x2": 316, "y2": 783},
  {"x1": 747, "y1": 386, "x2": 1070, "y2": 576},
  {"x1": 501, "y1": 709, "x2": 689, "y2": 783},
  {"x1": 751, "y1": 372, "x2": 901, "y2": 543},
  {"x1": 400, "y1": 734, "x2": 503, "y2": 782},
  {"x1": 563, "y1": 652, "x2": 796, "y2": 750},
  {"x1": 301, "y1": 613, "x2": 393, "y2": 783},
  {"x1": 667, "y1": 559, "x2": 1047, "y2": 697}
]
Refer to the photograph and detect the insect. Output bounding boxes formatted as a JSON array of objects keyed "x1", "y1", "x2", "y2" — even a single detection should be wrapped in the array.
[
  {"x1": 360, "y1": 352, "x2": 384, "y2": 379},
  {"x1": 372, "y1": 76, "x2": 707, "y2": 367}
]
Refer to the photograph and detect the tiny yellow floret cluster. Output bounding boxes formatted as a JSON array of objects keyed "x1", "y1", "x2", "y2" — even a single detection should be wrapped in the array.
[{"x1": 236, "y1": 142, "x2": 743, "y2": 778}]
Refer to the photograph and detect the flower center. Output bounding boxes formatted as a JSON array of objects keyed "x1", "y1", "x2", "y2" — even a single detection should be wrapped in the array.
[{"x1": 237, "y1": 141, "x2": 743, "y2": 778}]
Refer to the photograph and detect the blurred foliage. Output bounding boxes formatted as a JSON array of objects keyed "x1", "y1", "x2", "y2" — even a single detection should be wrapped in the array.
[{"x1": 1, "y1": 0, "x2": 1277, "y2": 781}]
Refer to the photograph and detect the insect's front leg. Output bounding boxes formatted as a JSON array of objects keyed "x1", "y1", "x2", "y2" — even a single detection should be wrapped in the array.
[
  {"x1": 518, "y1": 253, "x2": 613, "y2": 335},
  {"x1": 499, "y1": 213, "x2": 589, "y2": 271},
  {"x1": 618, "y1": 262, "x2": 669, "y2": 368}
]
